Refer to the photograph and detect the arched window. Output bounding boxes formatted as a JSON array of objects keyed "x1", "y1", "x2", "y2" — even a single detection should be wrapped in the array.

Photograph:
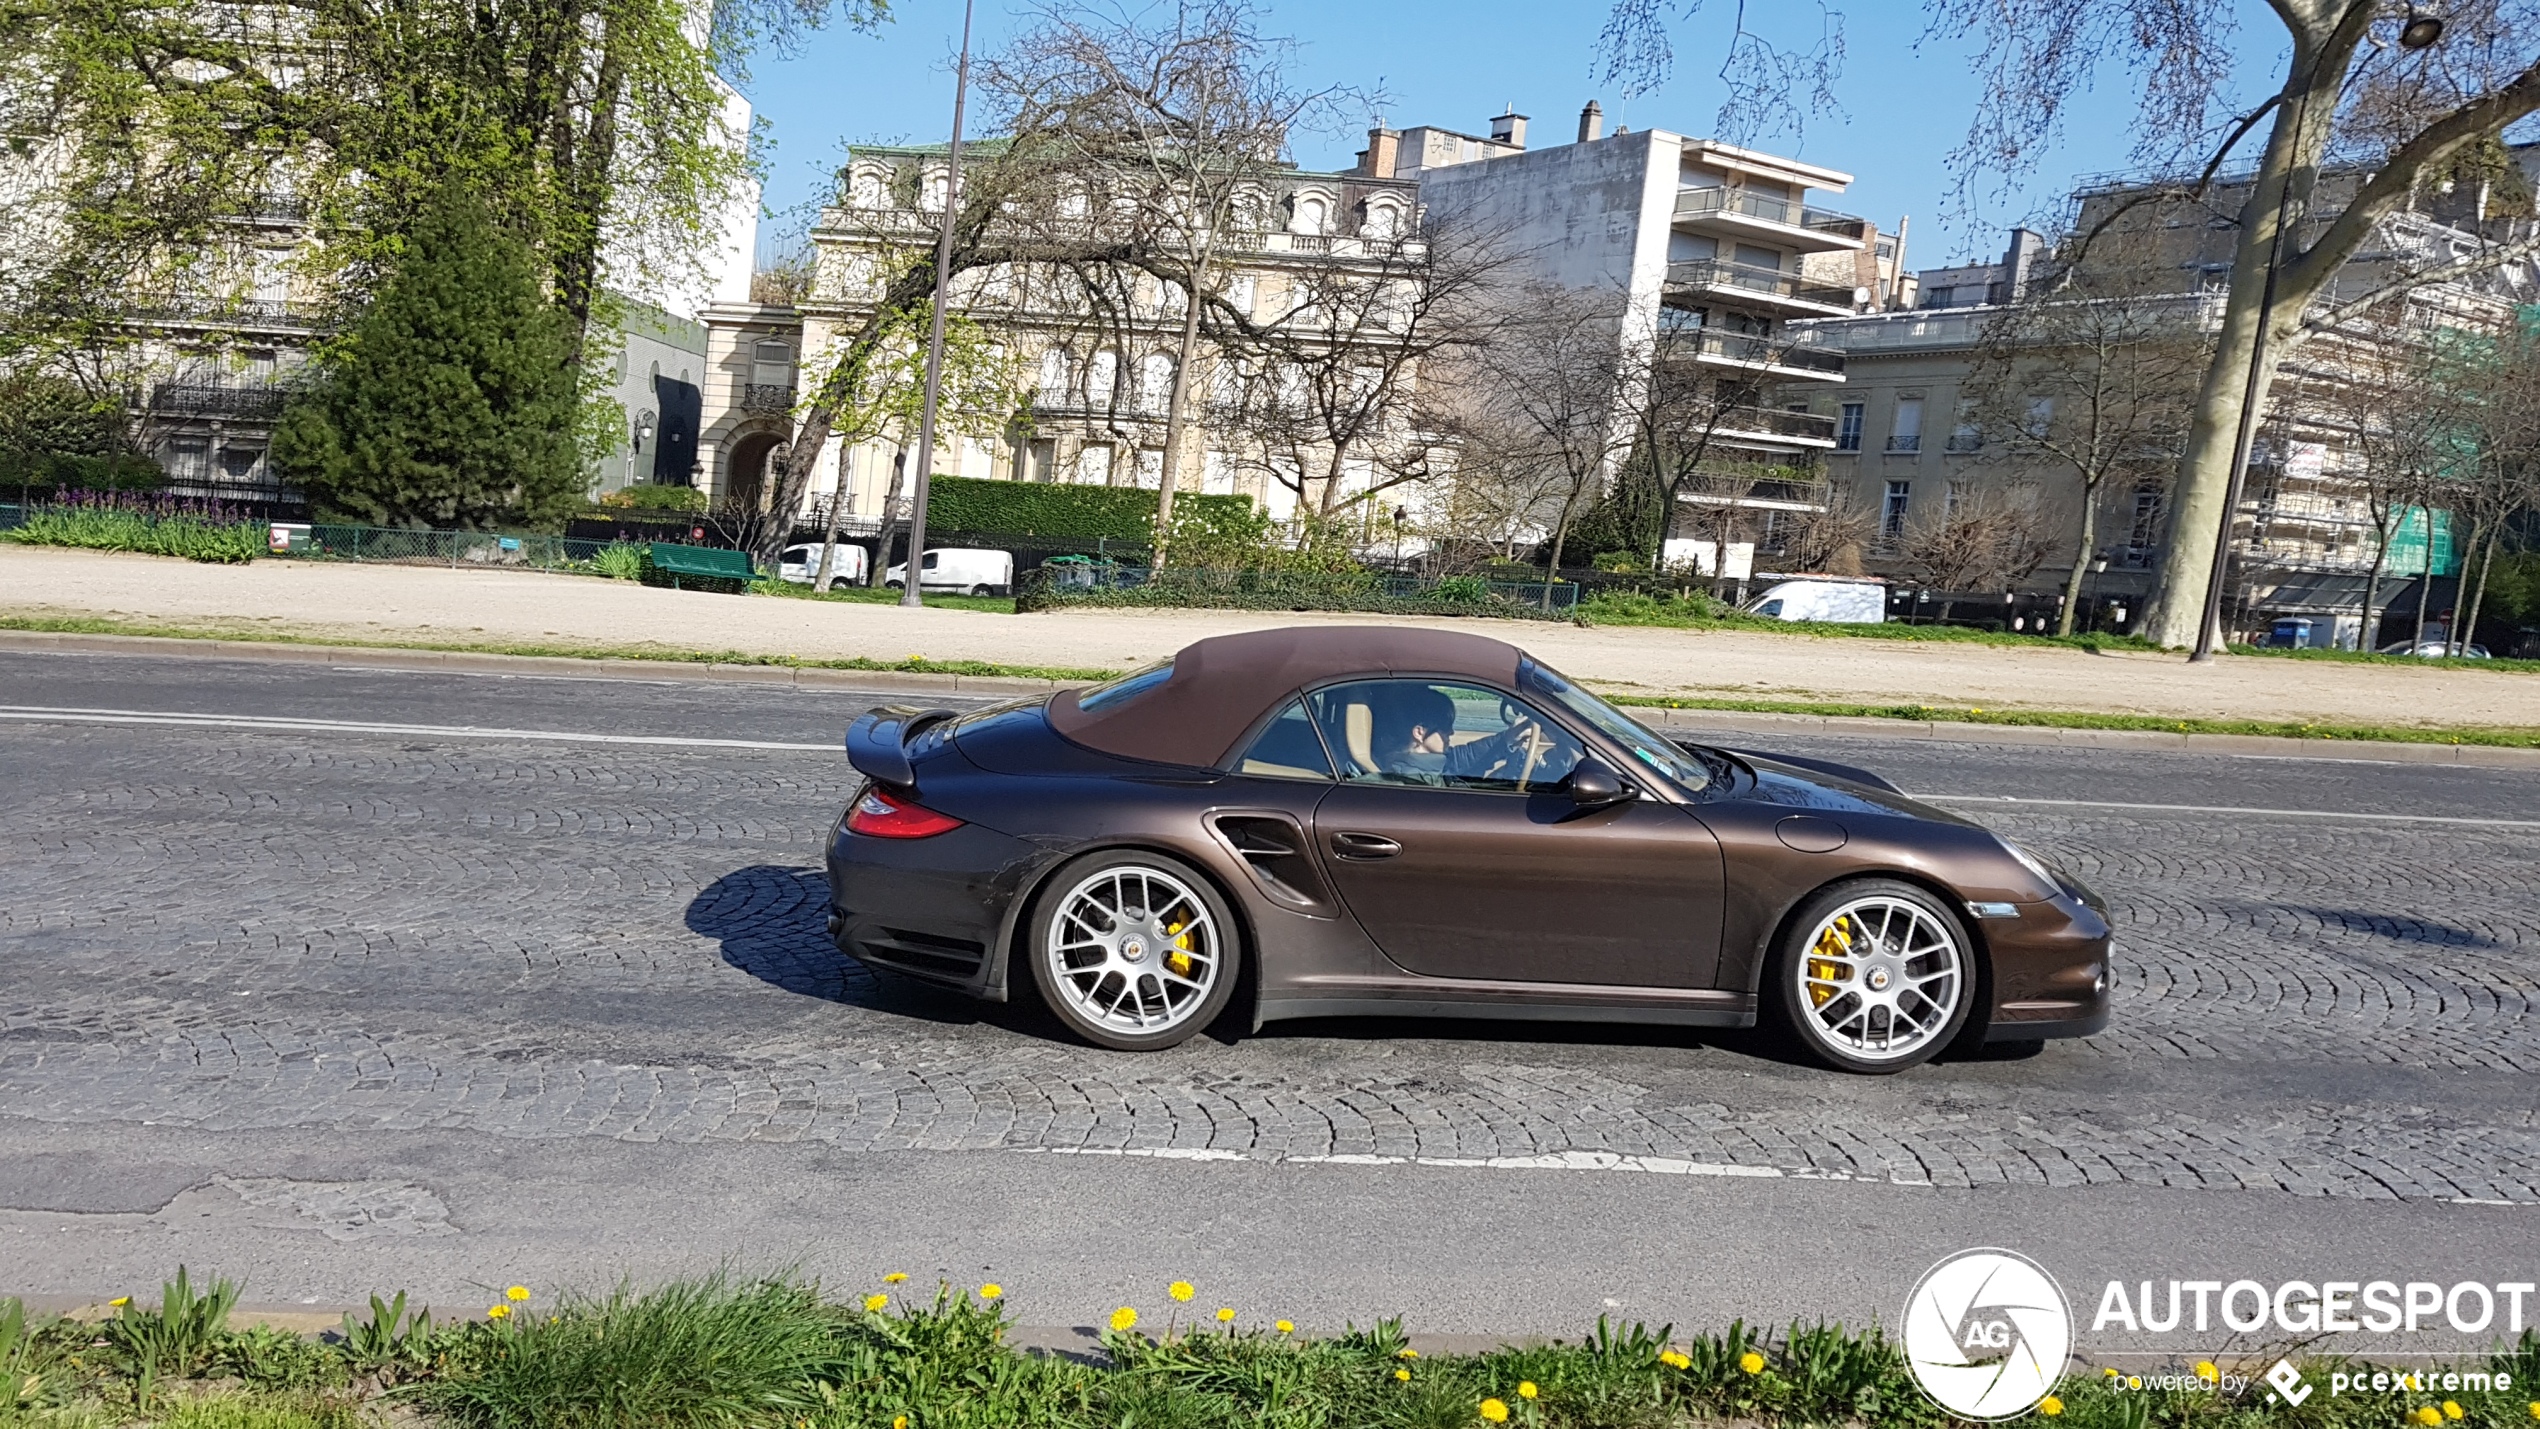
[
  {"x1": 1292, "y1": 195, "x2": 1328, "y2": 236},
  {"x1": 1086, "y1": 350, "x2": 1119, "y2": 405},
  {"x1": 1138, "y1": 353, "x2": 1174, "y2": 413},
  {"x1": 1362, "y1": 200, "x2": 1399, "y2": 239}
]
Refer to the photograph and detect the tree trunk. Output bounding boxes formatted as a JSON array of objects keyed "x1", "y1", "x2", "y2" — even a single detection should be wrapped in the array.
[
  {"x1": 1151, "y1": 258, "x2": 1211, "y2": 569},
  {"x1": 2456, "y1": 526, "x2": 2497, "y2": 657},
  {"x1": 2358, "y1": 551, "x2": 2385, "y2": 654},
  {"x1": 550, "y1": 12, "x2": 628, "y2": 365},
  {"x1": 2411, "y1": 517, "x2": 2438, "y2": 649},
  {"x1": 2056, "y1": 481, "x2": 2100, "y2": 637},
  {"x1": 812, "y1": 450, "x2": 852, "y2": 592},
  {"x1": 866, "y1": 448, "x2": 907, "y2": 588}
]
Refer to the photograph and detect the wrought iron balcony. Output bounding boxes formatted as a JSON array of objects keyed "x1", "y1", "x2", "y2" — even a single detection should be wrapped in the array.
[
  {"x1": 740, "y1": 383, "x2": 795, "y2": 412},
  {"x1": 1663, "y1": 260, "x2": 1857, "y2": 312},
  {"x1": 148, "y1": 381, "x2": 289, "y2": 419}
]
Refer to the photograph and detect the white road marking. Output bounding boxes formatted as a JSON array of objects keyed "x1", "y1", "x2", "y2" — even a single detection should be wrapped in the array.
[
  {"x1": 1916, "y1": 793, "x2": 2540, "y2": 830},
  {"x1": 0, "y1": 705, "x2": 836, "y2": 752},
  {"x1": 1025, "y1": 1144, "x2": 1909, "y2": 1183}
]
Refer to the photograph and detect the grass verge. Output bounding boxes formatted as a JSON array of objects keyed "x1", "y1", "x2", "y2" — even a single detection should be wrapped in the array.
[
  {"x1": 745, "y1": 578, "x2": 1016, "y2": 614},
  {"x1": 1605, "y1": 693, "x2": 2540, "y2": 749},
  {"x1": 2229, "y1": 642, "x2": 2540, "y2": 676},
  {"x1": 7, "y1": 1276, "x2": 2539, "y2": 1429}
]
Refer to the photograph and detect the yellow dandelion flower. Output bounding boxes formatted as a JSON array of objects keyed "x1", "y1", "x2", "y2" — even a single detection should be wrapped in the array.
[
  {"x1": 108, "y1": 1297, "x2": 130, "y2": 1309},
  {"x1": 2195, "y1": 1361, "x2": 2218, "y2": 1381},
  {"x1": 2417, "y1": 1408, "x2": 2445, "y2": 1427},
  {"x1": 1660, "y1": 1349, "x2": 1691, "y2": 1370},
  {"x1": 1276, "y1": 1320, "x2": 1295, "y2": 1335},
  {"x1": 1216, "y1": 1308, "x2": 1236, "y2": 1323},
  {"x1": 1400, "y1": 1348, "x2": 1420, "y2": 1359},
  {"x1": 1518, "y1": 1382, "x2": 1539, "y2": 1400},
  {"x1": 1739, "y1": 1350, "x2": 1766, "y2": 1375},
  {"x1": 884, "y1": 1272, "x2": 909, "y2": 1284},
  {"x1": 2039, "y1": 1395, "x2": 2064, "y2": 1417},
  {"x1": 506, "y1": 1286, "x2": 531, "y2": 1303},
  {"x1": 486, "y1": 1304, "x2": 511, "y2": 1320},
  {"x1": 978, "y1": 1283, "x2": 1002, "y2": 1301},
  {"x1": 864, "y1": 1294, "x2": 889, "y2": 1313},
  {"x1": 2445, "y1": 1404, "x2": 2464, "y2": 1421},
  {"x1": 893, "y1": 1418, "x2": 907, "y2": 1429},
  {"x1": 1168, "y1": 1281, "x2": 1195, "y2": 1303},
  {"x1": 1395, "y1": 1368, "x2": 1411, "y2": 1383},
  {"x1": 1480, "y1": 1398, "x2": 1510, "y2": 1423},
  {"x1": 1109, "y1": 1306, "x2": 1139, "y2": 1333},
  {"x1": 2525, "y1": 1403, "x2": 2540, "y2": 1422}
]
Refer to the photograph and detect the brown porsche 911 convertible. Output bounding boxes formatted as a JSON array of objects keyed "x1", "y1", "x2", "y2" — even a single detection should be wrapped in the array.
[{"x1": 828, "y1": 625, "x2": 2111, "y2": 1072}]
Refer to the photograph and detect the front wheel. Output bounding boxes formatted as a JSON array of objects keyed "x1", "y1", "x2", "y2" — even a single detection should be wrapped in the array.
[
  {"x1": 968, "y1": 584, "x2": 992, "y2": 597},
  {"x1": 1030, "y1": 850, "x2": 1241, "y2": 1051},
  {"x1": 1772, "y1": 879, "x2": 1976, "y2": 1073}
]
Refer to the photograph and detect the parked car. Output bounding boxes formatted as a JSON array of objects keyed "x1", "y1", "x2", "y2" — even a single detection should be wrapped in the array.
[
  {"x1": 1743, "y1": 578, "x2": 1885, "y2": 624},
  {"x1": 885, "y1": 547, "x2": 1014, "y2": 596},
  {"x1": 2375, "y1": 640, "x2": 2491, "y2": 659},
  {"x1": 830, "y1": 625, "x2": 2112, "y2": 1070},
  {"x1": 777, "y1": 543, "x2": 867, "y2": 585}
]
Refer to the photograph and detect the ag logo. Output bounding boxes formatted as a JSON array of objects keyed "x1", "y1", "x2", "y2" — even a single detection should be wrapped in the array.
[{"x1": 1902, "y1": 1249, "x2": 2073, "y2": 1420}]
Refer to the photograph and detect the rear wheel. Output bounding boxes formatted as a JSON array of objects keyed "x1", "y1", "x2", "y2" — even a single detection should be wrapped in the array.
[
  {"x1": 1031, "y1": 850, "x2": 1240, "y2": 1051},
  {"x1": 968, "y1": 584, "x2": 992, "y2": 597},
  {"x1": 1772, "y1": 879, "x2": 1974, "y2": 1073}
]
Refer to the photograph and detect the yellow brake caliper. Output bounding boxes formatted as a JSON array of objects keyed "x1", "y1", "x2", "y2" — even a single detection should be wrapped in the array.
[
  {"x1": 1165, "y1": 921, "x2": 1193, "y2": 978},
  {"x1": 1807, "y1": 919, "x2": 1854, "y2": 1006}
]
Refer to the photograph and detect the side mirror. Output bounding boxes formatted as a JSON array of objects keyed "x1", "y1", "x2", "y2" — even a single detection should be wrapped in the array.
[{"x1": 1565, "y1": 759, "x2": 1636, "y2": 810}]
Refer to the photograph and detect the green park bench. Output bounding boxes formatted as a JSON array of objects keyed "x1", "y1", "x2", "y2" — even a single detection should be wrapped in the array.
[{"x1": 647, "y1": 543, "x2": 756, "y2": 591}]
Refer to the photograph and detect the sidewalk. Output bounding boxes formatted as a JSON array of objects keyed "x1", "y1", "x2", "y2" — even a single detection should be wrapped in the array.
[{"x1": 4, "y1": 545, "x2": 2531, "y2": 728}]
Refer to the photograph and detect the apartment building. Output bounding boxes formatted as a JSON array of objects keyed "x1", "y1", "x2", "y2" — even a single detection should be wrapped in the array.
[
  {"x1": 718, "y1": 142, "x2": 1424, "y2": 523},
  {"x1": 1391, "y1": 103, "x2": 1871, "y2": 560},
  {"x1": 1796, "y1": 170, "x2": 2537, "y2": 631}
]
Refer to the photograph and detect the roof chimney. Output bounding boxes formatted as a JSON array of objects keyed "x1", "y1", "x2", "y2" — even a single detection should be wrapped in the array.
[
  {"x1": 1354, "y1": 126, "x2": 1400, "y2": 179},
  {"x1": 1489, "y1": 107, "x2": 1528, "y2": 149},
  {"x1": 1577, "y1": 100, "x2": 1603, "y2": 144}
]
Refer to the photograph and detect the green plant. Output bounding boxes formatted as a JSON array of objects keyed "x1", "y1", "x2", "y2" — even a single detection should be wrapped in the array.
[
  {"x1": 589, "y1": 541, "x2": 647, "y2": 580},
  {"x1": 1591, "y1": 549, "x2": 1645, "y2": 573},
  {"x1": 102, "y1": 1267, "x2": 239, "y2": 1380},
  {"x1": 9, "y1": 496, "x2": 263, "y2": 564},
  {"x1": 211, "y1": 1328, "x2": 340, "y2": 1392},
  {"x1": 1431, "y1": 574, "x2": 1489, "y2": 604},
  {"x1": 153, "y1": 1391, "x2": 368, "y2": 1429},
  {"x1": 924, "y1": 474, "x2": 1254, "y2": 542},
  {"x1": 421, "y1": 1274, "x2": 842, "y2": 1429},
  {"x1": 597, "y1": 484, "x2": 708, "y2": 514},
  {"x1": 271, "y1": 181, "x2": 585, "y2": 530}
]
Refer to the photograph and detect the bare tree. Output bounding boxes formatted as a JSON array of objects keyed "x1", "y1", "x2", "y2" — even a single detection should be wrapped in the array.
[
  {"x1": 1898, "y1": 488, "x2": 2056, "y2": 593},
  {"x1": 1776, "y1": 483, "x2": 1879, "y2": 575},
  {"x1": 1963, "y1": 257, "x2": 2207, "y2": 634},
  {"x1": 1603, "y1": 0, "x2": 2540, "y2": 647}
]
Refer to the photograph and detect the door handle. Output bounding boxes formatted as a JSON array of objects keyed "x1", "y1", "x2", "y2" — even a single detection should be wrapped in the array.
[{"x1": 1329, "y1": 831, "x2": 1402, "y2": 860}]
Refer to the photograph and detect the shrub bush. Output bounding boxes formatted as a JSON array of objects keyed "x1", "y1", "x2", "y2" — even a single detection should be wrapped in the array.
[
  {"x1": 598, "y1": 484, "x2": 709, "y2": 514},
  {"x1": 6, "y1": 494, "x2": 263, "y2": 564},
  {"x1": 925, "y1": 475, "x2": 1254, "y2": 541},
  {"x1": 589, "y1": 541, "x2": 647, "y2": 580}
]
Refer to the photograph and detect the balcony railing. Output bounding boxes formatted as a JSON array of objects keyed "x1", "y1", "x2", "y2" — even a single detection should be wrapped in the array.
[
  {"x1": 1673, "y1": 188, "x2": 1869, "y2": 242},
  {"x1": 1886, "y1": 434, "x2": 1922, "y2": 453},
  {"x1": 148, "y1": 381, "x2": 290, "y2": 419},
  {"x1": 1663, "y1": 260, "x2": 1856, "y2": 310},
  {"x1": 1944, "y1": 433, "x2": 1983, "y2": 453},
  {"x1": 740, "y1": 383, "x2": 795, "y2": 412},
  {"x1": 1663, "y1": 327, "x2": 1846, "y2": 376},
  {"x1": 1713, "y1": 405, "x2": 1840, "y2": 444},
  {"x1": 120, "y1": 298, "x2": 327, "y2": 330}
]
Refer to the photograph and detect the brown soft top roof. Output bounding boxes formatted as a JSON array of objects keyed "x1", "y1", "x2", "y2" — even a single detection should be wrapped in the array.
[{"x1": 1047, "y1": 625, "x2": 1525, "y2": 769}]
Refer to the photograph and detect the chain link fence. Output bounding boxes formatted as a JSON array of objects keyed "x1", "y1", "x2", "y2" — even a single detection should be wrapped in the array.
[{"x1": 274, "y1": 524, "x2": 640, "y2": 572}]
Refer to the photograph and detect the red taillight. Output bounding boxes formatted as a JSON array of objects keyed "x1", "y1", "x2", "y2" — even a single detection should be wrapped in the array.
[{"x1": 846, "y1": 786, "x2": 964, "y2": 839}]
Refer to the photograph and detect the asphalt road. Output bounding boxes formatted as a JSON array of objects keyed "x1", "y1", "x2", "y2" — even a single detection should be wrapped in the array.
[{"x1": 4, "y1": 647, "x2": 2536, "y2": 1356}]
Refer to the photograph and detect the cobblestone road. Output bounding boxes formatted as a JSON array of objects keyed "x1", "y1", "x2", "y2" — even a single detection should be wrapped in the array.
[{"x1": 6, "y1": 653, "x2": 2539, "y2": 1224}]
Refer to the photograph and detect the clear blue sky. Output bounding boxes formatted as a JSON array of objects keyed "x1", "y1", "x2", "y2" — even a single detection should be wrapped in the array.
[{"x1": 735, "y1": 1, "x2": 2283, "y2": 270}]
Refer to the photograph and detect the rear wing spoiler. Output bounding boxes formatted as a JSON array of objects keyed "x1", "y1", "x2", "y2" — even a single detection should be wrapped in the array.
[{"x1": 844, "y1": 706, "x2": 958, "y2": 789}]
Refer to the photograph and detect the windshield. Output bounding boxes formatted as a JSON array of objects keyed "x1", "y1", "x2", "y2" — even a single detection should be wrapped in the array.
[{"x1": 1519, "y1": 659, "x2": 1715, "y2": 795}]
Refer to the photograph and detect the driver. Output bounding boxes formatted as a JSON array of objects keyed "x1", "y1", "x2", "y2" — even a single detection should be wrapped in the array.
[{"x1": 1372, "y1": 685, "x2": 1553, "y2": 786}]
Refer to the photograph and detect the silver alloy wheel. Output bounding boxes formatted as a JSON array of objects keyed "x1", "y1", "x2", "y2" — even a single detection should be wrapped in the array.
[
  {"x1": 1793, "y1": 895, "x2": 1966, "y2": 1063},
  {"x1": 1043, "y1": 863, "x2": 1224, "y2": 1036}
]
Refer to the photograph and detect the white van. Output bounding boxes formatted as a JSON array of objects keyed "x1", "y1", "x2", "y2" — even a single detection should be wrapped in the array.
[
  {"x1": 885, "y1": 547, "x2": 1015, "y2": 596},
  {"x1": 777, "y1": 543, "x2": 867, "y2": 585},
  {"x1": 1743, "y1": 578, "x2": 1885, "y2": 624}
]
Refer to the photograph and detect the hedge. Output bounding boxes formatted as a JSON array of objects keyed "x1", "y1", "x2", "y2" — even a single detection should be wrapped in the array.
[{"x1": 923, "y1": 474, "x2": 1255, "y2": 540}]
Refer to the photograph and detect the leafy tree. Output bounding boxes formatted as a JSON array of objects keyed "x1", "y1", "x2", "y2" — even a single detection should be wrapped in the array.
[
  {"x1": 271, "y1": 185, "x2": 583, "y2": 528},
  {"x1": 0, "y1": 371, "x2": 154, "y2": 494}
]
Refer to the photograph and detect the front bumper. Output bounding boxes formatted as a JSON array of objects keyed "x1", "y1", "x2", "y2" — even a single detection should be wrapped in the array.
[{"x1": 1978, "y1": 892, "x2": 2115, "y2": 1042}]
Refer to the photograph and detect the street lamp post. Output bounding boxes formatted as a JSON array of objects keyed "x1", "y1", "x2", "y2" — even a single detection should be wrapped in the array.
[{"x1": 898, "y1": 0, "x2": 978, "y2": 610}]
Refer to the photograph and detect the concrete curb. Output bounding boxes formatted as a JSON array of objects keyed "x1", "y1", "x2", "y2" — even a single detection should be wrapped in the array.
[{"x1": 7, "y1": 627, "x2": 2536, "y2": 769}]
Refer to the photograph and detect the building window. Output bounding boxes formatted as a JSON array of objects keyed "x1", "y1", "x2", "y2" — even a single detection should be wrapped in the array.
[
  {"x1": 1887, "y1": 397, "x2": 1923, "y2": 453},
  {"x1": 1883, "y1": 480, "x2": 1911, "y2": 537},
  {"x1": 1835, "y1": 402, "x2": 1865, "y2": 451},
  {"x1": 2123, "y1": 482, "x2": 2165, "y2": 566}
]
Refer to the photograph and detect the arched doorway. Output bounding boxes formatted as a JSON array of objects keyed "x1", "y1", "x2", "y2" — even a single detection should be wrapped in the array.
[{"x1": 721, "y1": 429, "x2": 785, "y2": 513}]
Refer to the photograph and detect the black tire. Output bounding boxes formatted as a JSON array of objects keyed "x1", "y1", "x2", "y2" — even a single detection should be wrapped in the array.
[
  {"x1": 968, "y1": 584, "x2": 991, "y2": 597},
  {"x1": 1028, "y1": 849, "x2": 1243, "y2": 1052},
  {"x1": 1769, "y1": 877, "x2": 1978, "y2": 1074}
]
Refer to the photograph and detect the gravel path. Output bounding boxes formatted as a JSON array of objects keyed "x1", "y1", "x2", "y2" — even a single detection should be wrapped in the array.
[{"x1": 5, "y1": 545, "x2": 2530, "y2": 726}]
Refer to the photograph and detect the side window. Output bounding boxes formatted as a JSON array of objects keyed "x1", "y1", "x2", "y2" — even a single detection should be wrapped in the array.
[
  {"x1": 1235, "y1": 699, "x2": 1334, "y2": 781},
  {"x1": 1308, "y1": 680, "x2": 1584, "y2": 793}
]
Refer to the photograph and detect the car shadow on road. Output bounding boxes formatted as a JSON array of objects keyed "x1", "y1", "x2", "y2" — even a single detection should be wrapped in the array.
[{"x1": 686, "y1": 864, "x2": 1053, "y2": 1034}]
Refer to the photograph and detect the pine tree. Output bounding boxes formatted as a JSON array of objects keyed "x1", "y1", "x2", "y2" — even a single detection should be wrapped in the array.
[{"x1": 274, "y1": 184, "x2": 584, "y2": 528}]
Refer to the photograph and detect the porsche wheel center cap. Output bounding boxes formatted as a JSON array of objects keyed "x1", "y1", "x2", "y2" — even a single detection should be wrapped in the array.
[
  {"x1": 1867, "y1": 966, "x2": 1893, "y2": 992},
  {"x1": 1121, "y1": 937, "x2": 1148, "y2": 963}
]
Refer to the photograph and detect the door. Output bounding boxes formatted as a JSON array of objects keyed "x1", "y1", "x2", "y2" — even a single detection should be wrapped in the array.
[{"x1": 1302, "y1": 679, "x2": 1725, "y2": 988}]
